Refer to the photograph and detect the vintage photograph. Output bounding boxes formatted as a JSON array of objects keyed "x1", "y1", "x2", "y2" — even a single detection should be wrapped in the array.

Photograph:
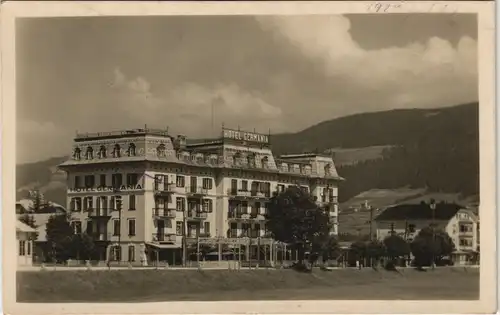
[{"x1": 3, "y1": 1, "x2": 496, "y2": 313}]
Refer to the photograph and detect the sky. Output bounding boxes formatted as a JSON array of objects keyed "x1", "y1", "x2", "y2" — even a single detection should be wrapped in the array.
[{"x1": 16, "y1": 14, "x2": 478, "y2": 164}]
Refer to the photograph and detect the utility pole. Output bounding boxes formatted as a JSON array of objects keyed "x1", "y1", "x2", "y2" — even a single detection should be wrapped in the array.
[
  {"x1": 430, "y1": 199, "x2": 436, "y2": 270},
  {"x1": 182, "y1": 205, "x2": 188, "y2": 267}
]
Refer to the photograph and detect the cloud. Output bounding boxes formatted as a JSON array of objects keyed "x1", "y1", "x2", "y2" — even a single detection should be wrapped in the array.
[
  {"x1": 109, "y1": 69, "x2": 283, "y2": 136},
  {"x1": 257, "y1": 15, "x2": 477, "y2": 108}
]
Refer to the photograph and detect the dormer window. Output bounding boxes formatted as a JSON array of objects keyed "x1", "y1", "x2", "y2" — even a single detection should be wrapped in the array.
[
  {"x1": 128, "y1": 143, "x2": 136, "y2": 157},
  {"x1": 324, "y1": 164, "x2": 332, "y2": 176},
  {"x1": 113, "y1": 144, "x2": 121, "y2": 158},
  {"x1": 233, "y1": 152, "x2": 241, "y2": 166},
  {"x1": 85, "y1": 146, "x2": 94, "y2": 160},
  {"x1": 98, "y1": 145, "x2": 107, "y2": 159},
  {"x1": 247, "y1": 154, "x2": 256, "y2": 168},
  {"x1": 261, "y1": 156, "x2": 269, "y2": 169},
  {"x1": 157, "y1": 144, "x2": 166, "y2": 157},
  {"x1": 73, "y1": 148, "x2": 81, "y2": 160}
]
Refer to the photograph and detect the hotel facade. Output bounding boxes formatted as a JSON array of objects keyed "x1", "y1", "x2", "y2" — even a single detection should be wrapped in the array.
[{"x1": 58, "y1": 127, "x2": 343, "y2": 265}]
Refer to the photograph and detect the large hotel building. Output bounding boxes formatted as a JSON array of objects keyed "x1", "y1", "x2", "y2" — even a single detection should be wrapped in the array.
[{"x1": 58, "y1": 127, "x2": 343, "y2": 265}]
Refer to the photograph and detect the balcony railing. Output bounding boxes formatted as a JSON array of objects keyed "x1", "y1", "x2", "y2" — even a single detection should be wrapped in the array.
[
  {"x1": 186, "y1": 210, "x2": 208, "y2": 220},
  {"x1": 152, "y1": 233, "x2": 177, "y2": 243},
  {"x1": 153, "y1": 182, "x2": 175, "y2": 195},
  {"x1": 152, "y1": 208, "x2": 176, "y2": 219},
  {"x1": 89, "y1": 232, "x2": 111, "y2": 241},
  {"x1": 227, "y1": 188, "x2": 250, "y2": 198},
  {"x1": 87, "y1": 208, "x2": 112, "y2": 219},
  {"x1": 185, "y1": 186, "x2": 209, "y2": 196}
]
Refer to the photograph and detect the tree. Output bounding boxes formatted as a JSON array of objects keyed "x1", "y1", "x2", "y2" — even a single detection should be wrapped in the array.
[
  {"x1": 266, "y1": 186, "x2": 331, "y2": 268},
  {"x1": 45, "y1": 214, "x2": 75, "y2": 263},
  {"x1": 365, "y1": 240, "x2": 386, "y2": 267},
  {"x1": 70, "y1": 233, "x2": 96, "y2": 261},
  {"x1": 28, "y1": 190, "x2": 50, "y2": 212},
  {"x1": 410, "y1": 226, "x2": 455, "y2": 268},
  {"x1": 310, "y1": 234, "x2": 341, "y2": 265},
  {"x1": 383, "y1": 234, "x2": 410, "y2": 261},
  {"x1": 348, "y1": 241, "x2": 367, "y2": 266}
]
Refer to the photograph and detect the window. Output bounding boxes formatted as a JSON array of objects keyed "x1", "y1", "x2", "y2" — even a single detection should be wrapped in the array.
[
  {"x1": 277, "y1": 184, "x2": 285, "y2": 193},
  {"x1": 71, "y1": 221, "x2": 82, "y2": 234},
  {"x1": 128, "y1": 245, "x2": 135, "y2": 262},
  {"x1": 100, "y1": 174, "x2": 106, "y2": 187},
  {"x1": 203, "y1": 222, "x2": 210, "y2": 235},
  {"x1": 229, "y1": 223, "x2": 238, "y2": 238},
  {"x1": 254, "y1": 224, "x2": 261, "y2": 237},
  {"x1": 27, "y1": 241, "x2": 31, "y2": 255},
  {"x1": 112, "y1": 173, "x2": 123, "y2": 188},
  {"x1": 202, "y1": 199, "x2": 213, "y2": 213},
  {"x1": 176, "y1": 175, "x2": 185, "y2": 187},
  {"x1": 128, "y1": 219, "x2": 136, "y2": 236},
  {"x1": 70, "y1": 197, "x2": 82, "y2": 211},
  {"x1": 113, "y1": 144, "x2": 121, "y2": 158},
  {"x1": 324, "y1": 164, "x2": 331, "y2": 176},
  {"x1": 112, "y1": 246, "x2": 121, "y2": 261},
  {"x1": 242, "y1": 180, "x2": 248, "y2": 191},
  {"x1": 176, "y1": 197, "x2": 185, "y2": 211},
  {"x1": 74, "y1": 176, "x2": 82, "y2": 189},
  {"x1": 176, "y1": 221, "x2": 183, "y2": 236},
  {"x1": 247, "y1": 154, "x2": 256, "y2": 168},
  {"x1": 127, "y1": 173, "x2": 138, "y2": 186},
  {"x1": 128, "y1": 143, "x2": 136, "y2": 157},
  {"x1": 242, "y1": 223, "x2": 251, "y2": 237},
  {"x1": 129, "y1": 195, "x2": 136, "y2": 210},
  {"x1": 84, "y1": 175, "x2": 95, "y2": 188},
  {"x1": 85, "y1": 146, "x2": 94, "y2": 160},
  {"x1": 83, "y1": 197, "x2": 93, "y2": 211},
  {"x1": 98, "y1": 145, "x2": 107, "y2": 158},
  {"x1": 19, "y1": 241, "x2": 26, "y2": 256},
  {"x1": 113, "y1": 219, "x2": 120, "y2": 236},
  {"x1": 261, "y1": 156, "x2": 269, "y2": 168},
  {"x1": 73, "y1": 148, "x2": 81, "y2": 160},
  {"x1": 231, "y1": 179, "x2": 238, "y2": 192},
  {"x1": 202, "y1": 178, "x2": 213, "y2": 190},
  {"x1": 157, "y1": 144, "x2": 166, "y2": 157}
]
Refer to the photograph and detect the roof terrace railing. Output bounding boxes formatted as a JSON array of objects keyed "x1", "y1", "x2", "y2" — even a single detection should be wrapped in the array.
[{"x1": 75, "y1": 128, "x2": 170, "y2": 139}]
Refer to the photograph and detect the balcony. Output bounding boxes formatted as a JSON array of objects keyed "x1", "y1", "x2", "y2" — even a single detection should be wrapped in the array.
[
  {"x1": 227, "y1": 188, "x2": 251, "y2": 199},
  {"x1": 153, "y1": 182, "x2": 175, "y2": 197},
  {"x1": 89, "y1": 232, "x2": 111, "y2": 242},
  {"x1": 249, "y1": 190, "x2": 271, "y2": 200},
  {"x1": 186, "y1": 210, "x2": 208, "y2": 221},
  {"x1": 87, "y1": 208, "x2": 112, "y2": 220},
  {"x1": 152, "y1": 208, "x2": 176, "y2": 219},
  {"x1": 185, "y1": 186, "x2": 209, "y2": 197},
  {"x1": 228, "y1": 211, "x2": 266, "y2": 222},
  {"x1": 152, "y1": 233, "x2": 177, "y2": 243}
]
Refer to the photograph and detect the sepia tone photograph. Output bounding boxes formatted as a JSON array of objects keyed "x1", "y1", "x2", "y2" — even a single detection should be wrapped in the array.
[{"x1": 2, "y1": 1, "x2": 496, "y2": 314}]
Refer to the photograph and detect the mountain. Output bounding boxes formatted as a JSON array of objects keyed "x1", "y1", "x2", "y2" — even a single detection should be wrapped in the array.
[{"x1": 16, "y1": 102, "x2": 479, "y2": 208}]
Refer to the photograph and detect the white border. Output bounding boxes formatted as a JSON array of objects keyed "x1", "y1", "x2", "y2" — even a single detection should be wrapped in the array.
[{"x1": 1, "y1": 1, "x2": 496, "y2": 314}]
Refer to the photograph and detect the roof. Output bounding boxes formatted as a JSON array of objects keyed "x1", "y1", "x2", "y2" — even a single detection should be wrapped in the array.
[
  {"x1": 16, "y1": 199, "x2": 66, "y2": 214},
  {"x1": 16, "y1": 220, "x2": 37, "y2": 233},
  {"x1": 374, "y1": 202, "x2": 465, "y2": 221}
]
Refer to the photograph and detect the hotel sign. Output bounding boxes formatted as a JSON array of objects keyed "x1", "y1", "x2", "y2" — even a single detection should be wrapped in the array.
[
  {"x1": 223, "y1": 129, "x2": 269, "y2": 144},
  {"x1": 68, "y1": 185, "x2": 142, "y2": 193}
]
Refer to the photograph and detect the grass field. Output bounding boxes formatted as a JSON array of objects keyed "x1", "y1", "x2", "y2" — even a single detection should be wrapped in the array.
[{"x1": 17, "y1": 267, "x2": 479, "y2": 302}]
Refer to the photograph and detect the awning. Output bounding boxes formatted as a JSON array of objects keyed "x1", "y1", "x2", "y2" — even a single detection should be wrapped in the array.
[{"x1": 145, "y1": 242, "x2": 180, "y2": 249}]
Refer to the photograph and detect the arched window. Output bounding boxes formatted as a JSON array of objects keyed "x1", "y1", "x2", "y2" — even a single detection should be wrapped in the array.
[
  {"x1": 128, "y1": 143, "x2": 136, "y2": 157},
  {"x1": 233, "y1": 152, "x2": 241, "y2": 166},
  {"x1": 261, "y1": 156, "x2": 269, "y2": 169},
  {"x1": 99, "y1": 145, "x2": 107, "y2": 158},
  {"x1": 85, "y1": 146, "x2": 94, "y2": 160},
  {"x1": 247, "y1": 154, "x2": 256, "y2": 168},
  {"x1": 73, "y1": 148, "x2": 81, "y2": 160},
  {"x1": 157, "y1": 144, "x2": 166, "y2": 157},
  {"x1": 324, "y1": 163, "x2": 332, "y2": 176},
  {"x1": 113, "y1": 144, "x2": 121, "y2": 158}
]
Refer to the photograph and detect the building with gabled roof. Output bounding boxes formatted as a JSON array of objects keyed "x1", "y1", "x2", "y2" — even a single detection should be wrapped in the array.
[{"x1": 374, "y1": 201, "x2": 479, "y2": 265}]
